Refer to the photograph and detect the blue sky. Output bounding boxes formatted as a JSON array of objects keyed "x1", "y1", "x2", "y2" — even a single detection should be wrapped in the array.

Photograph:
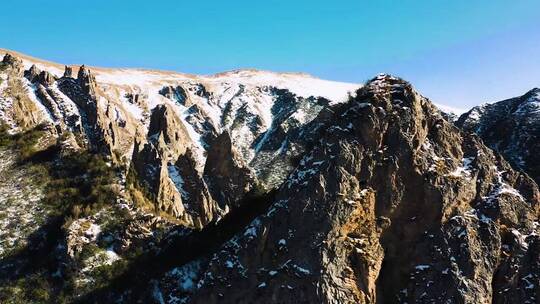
[{"x1": 1, "y1": 0, "x2": 539, "y2": 110}]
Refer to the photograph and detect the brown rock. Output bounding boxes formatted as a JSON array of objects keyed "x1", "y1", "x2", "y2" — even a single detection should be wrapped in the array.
[
  {"x1": 1, "y1": 53, "x2": 24, "y2": 75},
  {"x1": 24, "y1": 64, "x2": 41, "y2": 82},
  {"x1": 77, "y1": 65, "x2": 97, "y2": 96},
  {"x1": 36, "y1": 70, "x2": 57, "y2": 86},
  {"x1": 204, "y1": 131, "x2": 257, "y2": 208},
  {"x1": 63, "y1": 65, "x2": 73, "y2": 78},
  {"x1": 189, "y1": 75, "x2": 540, "y2": 304}
]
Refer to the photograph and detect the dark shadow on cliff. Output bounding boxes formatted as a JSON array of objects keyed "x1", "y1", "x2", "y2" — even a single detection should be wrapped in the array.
[
  {"x1": 0, "y1": 128, "x2": 123, "y2": 302},
  {"x1": 0, "y1": 213, "x2": 70, "y2": 302},
  {"x1": 74, "y1": 188, "x2": 277, "y2": 303}
]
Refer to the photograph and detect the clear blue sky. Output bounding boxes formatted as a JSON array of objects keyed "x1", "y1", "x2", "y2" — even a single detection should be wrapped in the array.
[{"x1": 1, "y1": 0, "x2": 539, "y2": 110}]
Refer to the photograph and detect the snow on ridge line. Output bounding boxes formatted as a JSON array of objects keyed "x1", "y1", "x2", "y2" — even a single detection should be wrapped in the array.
[
  {"x1": 11, "y1": 53, "x2": 469, "y2": 129},
  {"x1": 1, "y1": 50, "x2": 479, "y2": 112},
  {"x1": 20, "y1": 58, "x2": 64, "y2": 78},
  {"x1": 92, "y1": 68, "x2": 360, "y2": 103},
  {"x1": 434, "y1": 103, "x2": 466, "y2": 115},
  {"x1": 6, "y1": 50, "x2": 358, "y2": 104},
  {"x1": 92, "y1": 68, "x2": 466, "y2": 111}
]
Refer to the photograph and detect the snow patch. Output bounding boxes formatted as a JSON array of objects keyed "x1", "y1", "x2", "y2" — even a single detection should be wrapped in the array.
[
  {"x1": 167, "y1": 164, "x2": 189, "y2": 200},
  {"x1": 448, "y1": 157, "x2": 474, "y2": 178}
]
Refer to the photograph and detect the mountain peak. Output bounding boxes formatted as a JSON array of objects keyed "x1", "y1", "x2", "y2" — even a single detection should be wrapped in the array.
[{"x1": 3, "y1": 48, "x2": 538, "y2": 303}]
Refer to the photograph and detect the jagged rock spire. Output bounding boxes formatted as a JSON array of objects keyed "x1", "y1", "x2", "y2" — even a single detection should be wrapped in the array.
[
  {"x1": 24, "y1": 64, "x2": 41, "y2": 82},
  {"x1": 457, "y1": 86, "x2": 540, "y2": 184},
  {"x1": 2, "y1": 53, "x2": 21, "y2": 66},
  {"x1": 77, "y1": 65, "x2": 97, "y2": 96},
  {"x1": 204, "y1": 131, "x2": 256, "y2": 208},
  {"x1": 37, "y1": 71, "x2": 57, "y2": 86},
  {"x1": 63, "y1": 65, "x2": 73, "y2": 78},
  {"x1": 1, "y1": 53, "x2": 24, "y2": 75},
  {"x1": 24, "y1": 65, "x2": 57, "y2": 86}
]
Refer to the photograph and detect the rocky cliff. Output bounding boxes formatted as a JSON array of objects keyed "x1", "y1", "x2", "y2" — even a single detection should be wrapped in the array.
[
  {"x1": 0, "y1": 50, "x2": 359, "y2": 229},
  {"x1": 156, "y1": 75, "x2": 539, "y2": 304},
  {"x1": 1, "y1": 50, "x2": 539, "y2": 304},
  {"x1": 457, "y1": 88, "x2": 540, "y2": 185}
]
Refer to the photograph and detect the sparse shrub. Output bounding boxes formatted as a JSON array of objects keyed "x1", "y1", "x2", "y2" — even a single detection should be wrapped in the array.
[
  {"x1": 126, "y1": 165, "x2": 155, "y2": 209},
  {"x1": 79, "y1": 243, "x2": 100, "y2": 261},
  {"x1": 23, "y1": 274, "x2": 52, "y2": 303},
  {"x1": 0, "y1": 123, "x2": 11, "y2": 147},
  {"x1": 0, "y1": 123, "x2": 47, "y2": 161},
  {"x1": 90, "y1": 259, "x2": 129, "y2": 289},
  {"x1": 0, "y1": 126, "x2": 130, "y2": 301},
  {"x1": 71, "y1": 204, "x2": 82, "y2": 219},
  {"x1": 42, "y1": 151, "x2": 118, "y2": 221}
]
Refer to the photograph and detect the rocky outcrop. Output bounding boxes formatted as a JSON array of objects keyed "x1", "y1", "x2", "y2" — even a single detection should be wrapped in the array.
[
  {"x1": 0, "y1": 54, "x2": 141, "y2": 163},
  {"x1": 159, "y1": 85, "x2": 189, "y2": 106},
  {"x1": 137, "y1": 84, "x2": 342, "y2": 222},
  {"x1": 57, "y1": 66, "x2": 98, "y2": 119},
  {"x1": 457, "y1": 88, "x2": 540, "y2": 185},
  {"x1": 204, "y1": 131, "x2": 257, "y2": 209},
  {"x1": 0, "y1": 54, "x2": 50, "y2": 130},
  {"x1": 131, "y1": 104, "x2": 222, "y2": 227},
  {"x1": 186, "y1": 75, "x2": 540, "y2": 303},
  {"x1": 36, "y1": 70, "x2": 57, "y2": 86},
  {"x1": 77, "y1": 65, "x2": 97, "y2": 97},
  {"x1": 24, "y1": 64, "x2": 41, "y2": 82},
  {"x1": 1, "y1": 53, "x2": 24, "y2": 76},
  {"x1": 248, "y1": 90, "x2": 332, "y2": 188},
  {"x1": 174, "y1": 149, "x2": 220, "y2": 227},
  {"x1": 25, "y1": 65, "x2": 57, "y2": 87},
  {"x1": 147, "y1": 104, "x2": 191, "y2": 157},
  {"x1": 63, "y1": 65, "x2": 73, "y2": 78},
  {"x1": 53, "y1": 64, "x2": 139, "y2": 158}
]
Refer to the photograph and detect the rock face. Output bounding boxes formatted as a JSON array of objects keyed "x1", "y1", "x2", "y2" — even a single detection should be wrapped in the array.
[
  {"x1": 1, "y1": 53, "x2": 24, "y2": 75},
  {"x1": 24, "y1": 64, "x2": 40, "y2": 82},
  {"x1": 457, "y1": 88, "x2": 540, "y2": 185},
  {"x1": 77, "y1": 65, "x2": 97, "y2": 97},
  {"x1": 130, "y1": 103, "x2": 222, "y2": 227},
  {"x1": 204, "y1": 131, "x2": 257, "y2": 209},
  {"x1": 159, "y1": 85, "x2": 189, "y2": 106},
  {"x1": 182, "y1": 75, "x2": 540, "y2": 303},
  {"x1": 0, "y1": 54, "x2": 50, "y2": 131},
  {"x1": 1, "y1": 51, "x2": 363, "y2": 225},
  {"x1": 63, "y1": 65, "x2": 73, "y2": 78},
  {"x1": 1, "y1": 50, "x2": 540, "y2": 303}
]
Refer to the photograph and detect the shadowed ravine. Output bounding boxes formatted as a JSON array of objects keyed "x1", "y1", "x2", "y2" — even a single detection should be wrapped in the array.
[{"x1": 74, "y1": 189, "x2": 277, "y2": 303}]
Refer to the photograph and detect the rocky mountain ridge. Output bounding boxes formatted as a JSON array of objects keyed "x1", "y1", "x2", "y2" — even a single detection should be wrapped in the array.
[
  {"x1": 0, "y1": 50, "x2": 539, "y2": 303},
  {"x1": 457, "y1": 88, "x2": 540, "y2": 185},
  {"x1": 162, "y1": 74, "x2": 539, "y2": 304},
  {"x1": 0, "y1": 50, "x2": 359, "y2": 228}
]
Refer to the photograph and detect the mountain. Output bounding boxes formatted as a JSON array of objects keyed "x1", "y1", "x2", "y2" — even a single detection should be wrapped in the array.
[
  {"x1": 457, "y1": 88, "x2": 540, "y2": 184},
  {"x1": 0, "y1": 50, "x2": 539, "y2": 303},
  {"x1": 149, "y1": 75, "x2": 538, "y2": 304},
  {"x1": 0, "y1": 49, "x2": 359, "y2": 226}
]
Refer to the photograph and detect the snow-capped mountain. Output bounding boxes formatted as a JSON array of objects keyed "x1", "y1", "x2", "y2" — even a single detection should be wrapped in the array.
[
  {"x1": 0, "y1": 49, "x2": 362, "y2": 227},
  {"x1": 1, "y1": 50, "x2": 539, "y2": 304}
]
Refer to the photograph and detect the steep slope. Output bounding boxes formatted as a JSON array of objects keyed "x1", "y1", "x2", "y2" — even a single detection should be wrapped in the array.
[
  {"x1": 150, "y1": 75, "x2": 539, "y2": 304},
  {"x1": 0, "y1": 147, "x2": 46, "y2": 257},
  {"x1": 0, "y1": 50, "x2": 365, "y2": 301},
  {"x1": 456, "y1": 88, "x2": 540, "y2": 185},
  {"x1": 0, "y1": 50, "x2": 360, "y2": 227},
  {"x1": 2, "y1": 50, "x2": 539, "y2": 304},
  {"x1": 0, "y1": 50, "x2": 462, "y2": 228}
]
